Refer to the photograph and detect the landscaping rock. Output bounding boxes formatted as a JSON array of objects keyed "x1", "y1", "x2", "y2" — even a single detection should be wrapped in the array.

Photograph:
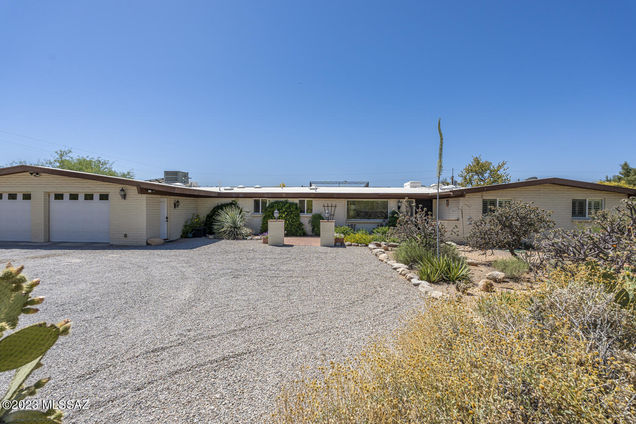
[
  {"x1": 399, "y1": 268, "x2": 409, "y2": 276},
  {"x1": 411, "y1": 279, "x2": 423, "y2": 286},
  {"x1": 345, "y1": 242, "x2": 352, "y2": 246},
  {"x1": 478, "y1": 279, "x2": 495, "y2": 292},
  {"x1": 405, "y1": 273, "x2": 418, "y2": 281},
  {"x1": 147, "y1": 238, "x2": 164, "y2": 246},
  {"x1": 387, "y1": 242, "x2": 399, "y2": 248},
  {"x1": 368, "y1": 243, "x2": 380, "y2": 249},
  {"x1": 383, "y1": 245, "x2": 390, "y2": 251},
  {"x1": 392, "y1": 262, "x2": 407, "y2": 270},
  {"x1": 428, "y1": 290, "x2": 446, "y2": 299},
  {"x1": 373, "y1": 249, "x2": 384, "y2": 255},
  {"x1": 486, "y1": 271, "x2": 505, "y2": 282},
  {"x1": 378, "y1": 254, "x2": 388, "y2": 261},
  {"x1": 466, "y1": 259, "x2": 485, "y2": 266}
]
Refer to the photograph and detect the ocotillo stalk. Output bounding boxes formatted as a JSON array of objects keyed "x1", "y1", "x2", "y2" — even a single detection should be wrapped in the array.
[{"x1": 436, "y1": 119, "x2": 443, "y2": 257}]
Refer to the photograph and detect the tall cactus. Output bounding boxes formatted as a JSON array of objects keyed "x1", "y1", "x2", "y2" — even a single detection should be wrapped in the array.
[{"x1": 0, "y1": 263, "x2": 71, "y2": 424}]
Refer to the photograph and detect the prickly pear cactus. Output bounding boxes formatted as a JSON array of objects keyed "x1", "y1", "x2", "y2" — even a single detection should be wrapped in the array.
[{"x1": 0, "y1": 263, "x2": 71, "y2": 424}]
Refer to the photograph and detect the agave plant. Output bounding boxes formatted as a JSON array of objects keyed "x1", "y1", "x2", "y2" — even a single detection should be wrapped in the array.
[
  {"x1": 212, "y1": 206, "x2": 249, "y2": 240},
  {"x1": 418, "y1": 254, "x2": 470, "y2": 284}
]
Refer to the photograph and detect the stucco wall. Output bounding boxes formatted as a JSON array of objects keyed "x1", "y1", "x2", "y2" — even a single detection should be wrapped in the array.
[{"x1": 0, "y1": 172, "x2": 147, "y2": 245}]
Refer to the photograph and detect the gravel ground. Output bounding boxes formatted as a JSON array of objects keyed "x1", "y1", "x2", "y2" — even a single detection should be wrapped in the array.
[{"x1": 0, "y1": 239, "x2": 425, "y2": 423}]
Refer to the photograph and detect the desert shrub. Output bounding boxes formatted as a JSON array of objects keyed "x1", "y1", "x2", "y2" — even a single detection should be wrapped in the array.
[
  {"x1": 540, "y1": 198, "x2": 635, "y2": 273},
  {"x1": 387, "y1": 209, "x2": 399, "y2": 227},
  {"x1": 393, "y1": 240, "x2": 429, "y2": 267},
  {"x1": 344, "y1": 231, "x2": 374, "y2": 245},
  {"x1": 548, "y1": 263, "x2": 636, "y2": 312},
  {"x1": 274, "y1": 294, "x2": 636, "y2": 423},
  {"x1": 181, "y1": 214, "x2": 204, "y2": 238},
  {"x1": 492, "y1": 257, "x2": 529, "y2": 279},
  {"x1": 388, "y1": 206, "x2": 442, "y2": 249},
  {"x1": 260, "y1": 201, "x2": 305, "y2": 236},
  {"x1": 204, "y1": 201, "x2": 240, "y2": 234},
  {"x1": 310, "y1": 213, "x2": 323, "y2": 235},
  {"x1": 468, "y1": 201, "x2": 554, "y2": 257},
  {"x1": 334, "y1": 225, "x2": 354, "y2": 236},
  {"x1": 213, "y1": 206, "x2": 250, "y2": 239},
  {"x1": 418, "y1": 253, "x2": 469, "y2": 283}
]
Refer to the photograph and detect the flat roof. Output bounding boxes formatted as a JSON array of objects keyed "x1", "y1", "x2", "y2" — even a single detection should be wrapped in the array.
[{"x1": 1, "y1": 165, "x2": 634, "y2": 198}]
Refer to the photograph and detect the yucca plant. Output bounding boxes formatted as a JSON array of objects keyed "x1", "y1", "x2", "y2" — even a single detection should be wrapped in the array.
[{"x1": 212, "y1": 206, "x2": 249, "y2": 240}]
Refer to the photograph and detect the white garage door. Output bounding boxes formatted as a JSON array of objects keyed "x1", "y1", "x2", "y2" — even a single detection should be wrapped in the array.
[
  {"x1": 50, "y1": 193, "x2": 110, "y2": 242},
  {"x1": 0, "y1": 193, "x2": 31, "y2": 241}
]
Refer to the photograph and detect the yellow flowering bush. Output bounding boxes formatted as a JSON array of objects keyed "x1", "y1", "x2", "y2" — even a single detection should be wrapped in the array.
[{"x1": 273, "y1": 279, "x2": 636, "y2": 423}]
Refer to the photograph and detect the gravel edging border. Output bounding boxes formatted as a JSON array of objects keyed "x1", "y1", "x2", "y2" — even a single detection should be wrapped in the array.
[{"x1": 366, "y1": 242, "x2": 448, "y2": 299}]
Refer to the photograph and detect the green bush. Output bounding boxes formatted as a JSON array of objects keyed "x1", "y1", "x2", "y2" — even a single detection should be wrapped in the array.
[
  {"x1": 213, "y1": 206, "x2": 250, "y2": 239},
  {"x1": 394, "y1": 240, "x2": 430, "y2": 267},
  {"x1": 344, "y1": 231, "x2": 374, "y2": 245},
  {"x1": 204, "y1": 201, "x2": 240, "y2": 234},
  {"x1": 492, "y1": 258, "x2": 529, "y2": 280},
  {"x1": 335, "y1": 225, "x2": 354, "y2": 236},
  {"x1": 387, "y1": 209, "x2": 399, "y2": 227},
  {"x1": 181, "y1": 214, "x2": 204, "y2": 238},
  {"x1": 418, "y1": 253, "x2": 470, "y2": 283},
  {"x1": 260, "y1": 201, "x2": 305, "y2": 236},
  {"x1": 310, "y1": 213, "x2": 324, "y2": 235}
]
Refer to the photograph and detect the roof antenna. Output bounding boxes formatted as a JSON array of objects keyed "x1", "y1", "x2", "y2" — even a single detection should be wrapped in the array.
[{"x1": 451, "y1": 168, "x2": 454, "y2": 186}]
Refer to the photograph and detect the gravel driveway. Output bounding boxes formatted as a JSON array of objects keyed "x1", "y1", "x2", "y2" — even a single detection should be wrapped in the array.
[{"x1": 0, "y1": 239, "x2": 425, "y2": 423}]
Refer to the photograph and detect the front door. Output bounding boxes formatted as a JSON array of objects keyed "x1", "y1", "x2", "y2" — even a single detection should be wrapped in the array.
[{"x1": 159, "y1": 199, "x2": 168, "y2": 239}]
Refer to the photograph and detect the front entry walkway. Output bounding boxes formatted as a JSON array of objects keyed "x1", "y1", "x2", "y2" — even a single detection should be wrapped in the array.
[{"x1": 284, "y1": 236, "x2": 320, "y2": 246}]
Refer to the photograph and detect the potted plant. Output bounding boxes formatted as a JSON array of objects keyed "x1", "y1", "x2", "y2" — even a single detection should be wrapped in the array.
[
  {"x1": 261, "y1": 232, "x2": 268, "y2": 244},
  {"x1": 334, "y1": 232, "x2": 345, "y2": 246}
]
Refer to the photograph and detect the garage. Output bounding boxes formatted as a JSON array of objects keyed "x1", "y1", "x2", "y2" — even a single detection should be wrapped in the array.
[
  {"x1": 0, "y1": 192, "x2": 31, "y2": 241},
  {"x1": 50, "y1": 193, "x2": 110, "y2": 242}
]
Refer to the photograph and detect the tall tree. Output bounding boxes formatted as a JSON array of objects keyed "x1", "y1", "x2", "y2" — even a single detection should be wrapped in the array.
[
  {"x1": 436, "y1": 119, "x2": 443, "y2": 257},
  {"x1": 458, "y1": 155, "x2": 510, "y2": 187},
  {"x1": 603, "y1": 162, "x2": 636, "y2": 188},
  {"x1": 13, "y1": 149, "x2": 134, "y2": 178}
]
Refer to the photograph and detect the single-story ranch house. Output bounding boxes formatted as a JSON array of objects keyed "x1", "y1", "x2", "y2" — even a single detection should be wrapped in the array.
[{"x1": 1, "y1": 165, "x2": 634, "y2": 245}]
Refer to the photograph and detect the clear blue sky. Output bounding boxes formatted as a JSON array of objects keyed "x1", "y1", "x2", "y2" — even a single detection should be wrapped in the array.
[{"x1": 1, "y1": 1, "x2": 634, "y2": 186}]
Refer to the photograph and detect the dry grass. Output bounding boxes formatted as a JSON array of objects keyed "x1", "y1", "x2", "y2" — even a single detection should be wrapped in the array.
[{"x1": 272, "y1": 274, "x2": 636, "y2": 423}]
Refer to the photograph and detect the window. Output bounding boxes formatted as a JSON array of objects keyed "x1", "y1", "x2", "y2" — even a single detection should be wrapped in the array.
[
  {"x1": 482, "y1": 198, "x2": 512, "y2": 215},
  {"x1": 0, "y1": 194, "x2": 2, "y2": 199},
  {"x1": 22, "y1": 193, "x2": 31, "y2": 200},
  {"x1": 298, "y1": 199, "x2": 313, "y2": 214},
  {"x1": 572, "y1": 199, "x2": 603, "y2": 219},
  {"x1": 84, "y1": 194, "x2": 94, "y2": 200},
  {"x1": 347, "y1": 200, "x2": 388, "y2": 220},
  {"x1": 69, "y1": 193, "x2": 79, "y2": 200},
  {"x1": 54, "y1": 193, "x2": 64, "y2": 200},
  {"x1": 253, "y1": 199, "x2": 268, "y2": 214},
  {"x1": 482, "y1": 199, "x2": 497, "y2": 214},
  {"x1": 588, "y1": 199, "x2": 603, "y2": 216},
  {"x1": 8, "y1": 193, "x2": 18, "y2": 200},
  {"x1": 99, "y1": 194, "x2": 109, "y2": 201}
]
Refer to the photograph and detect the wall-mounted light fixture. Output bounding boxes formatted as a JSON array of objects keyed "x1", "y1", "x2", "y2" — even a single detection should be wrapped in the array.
[
  {"x1": 173, "y1": 200, "x2": 180, "y2": 209},
  {"x1": 119, "y1": 188, "x2": 127, "y2": 200}
]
